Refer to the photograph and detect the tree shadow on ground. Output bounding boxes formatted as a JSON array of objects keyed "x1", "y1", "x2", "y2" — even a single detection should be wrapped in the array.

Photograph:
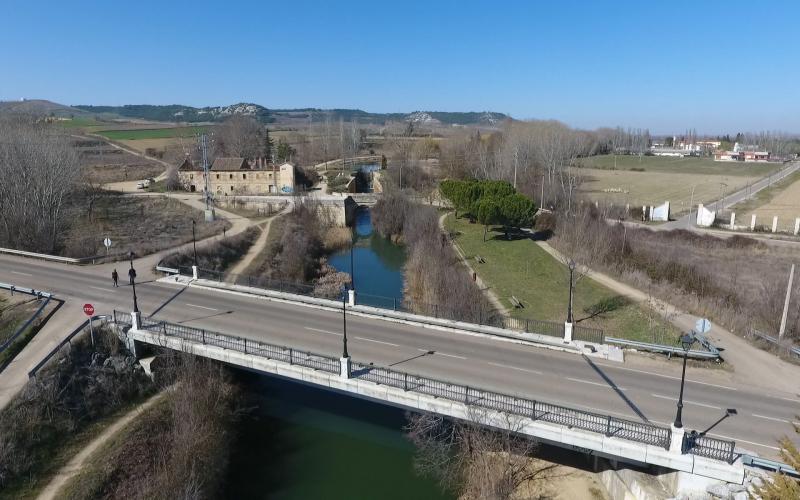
[{"x1": 576, "y1": 295, "x2": 630, "y2": 323}]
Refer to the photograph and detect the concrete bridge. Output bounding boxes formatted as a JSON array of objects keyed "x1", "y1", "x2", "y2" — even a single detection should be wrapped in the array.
[{"x1": 115, "y1": 310, "x2": 744, "y2": 490}]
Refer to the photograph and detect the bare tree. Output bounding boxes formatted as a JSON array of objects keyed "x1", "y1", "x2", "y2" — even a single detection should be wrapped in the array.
[{"x1": 213, "y1": 115, "x2": 265, "y2": 159}]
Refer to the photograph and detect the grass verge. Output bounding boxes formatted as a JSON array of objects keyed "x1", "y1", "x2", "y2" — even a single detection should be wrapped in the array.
[{"x1": 444, "y1": 213, "x2": 679, "y2": 342}]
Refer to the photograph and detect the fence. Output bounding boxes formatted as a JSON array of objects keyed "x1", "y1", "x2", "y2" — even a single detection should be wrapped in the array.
[
  {"x1": 684, "y1": 432, "x2": 736, "y2": 464},
  {"x1": 180, "y1": 268, "x2": 604, "y2": 344},
  {"x1": 114, "y1": 313, "x2": 703, "y2": 454},
  {"x1": 27, "y1": 317, "x2": 108, "y2": 378}
]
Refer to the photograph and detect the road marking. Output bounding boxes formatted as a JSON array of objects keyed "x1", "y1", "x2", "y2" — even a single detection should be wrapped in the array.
[
  {"x1": 354, "y1": 336, "x2": 399, "y2": 347},
  {"x1": 706, "y1": 433, "x2": 780, "y2": 451},
  {"x1": 594, "y1": 363, "x2": 738, "y2": 391},
  {"x1": 567, "y1": 377, "x2": 627, "y2": 391},
  {"x1": 305, "y1": 327, "x2": 341, "y2": 336},
  {"x1": 437, "y1": 352, "x2": 467, "y2": 360},
  {"x1": 185, "y1": 303, "x2": 218, "y2": 311},
  {"x1": 752, "y1": 414, "x2": 790, "y2": 424},
  {"x1": 487, "y1": 362, "x2": 543, "y2": 375},
  {"x1": 89, "y1": 286, "x2": 114, "y2": 293},
  {"x1": 779, "y1": 397, "x2": 800, "y2": 404},
  {"x1": 10, "y1": 271, "x2": 32, "y2": 277},
  {"x1": 650, "y1": 393, "x2": 721, "y2": 410}
]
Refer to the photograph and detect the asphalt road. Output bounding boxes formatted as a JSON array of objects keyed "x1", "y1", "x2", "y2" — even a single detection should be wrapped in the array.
[{"x1": 1, "y1": 254, "x2": 798, "y2": 459}]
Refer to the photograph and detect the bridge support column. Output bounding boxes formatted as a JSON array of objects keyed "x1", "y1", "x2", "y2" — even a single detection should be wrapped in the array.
[
  {"x1": 669, "y1": 424, "x2": 685, "y2": 454},
  {"x1": 192, "y1": 265, "x2": 199, "y2": 280},
  {"x1": 563, "y1": 322, "x2": 573, "y2": 343},
  {"x1": 348, "y1": 289, "x2": 355, "y2": 307},
  {"x1": 340, "y1": 356, "x2": 351, "y2": 379},
  {"x1": 131, "y1": 311, "x2": 141, "y2": 331}
]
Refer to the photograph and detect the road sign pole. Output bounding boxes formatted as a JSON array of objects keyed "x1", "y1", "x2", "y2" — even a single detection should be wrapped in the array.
[{"x1": 90, "y1": 315, "x2": 94, "y2": 347}]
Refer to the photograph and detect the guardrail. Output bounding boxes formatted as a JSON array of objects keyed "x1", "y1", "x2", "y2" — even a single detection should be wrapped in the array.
[
  {"x1": 605, "y1": 337, "x2": 721, "y2": 360},
  {"x1": 155, "y1": 265, "x2": 179, "y2": 275},
  {"x1": 0, "y1": 282, "x2": 53, "y2": 299},
  {"x1": 28, "y1": 315, "x2": 110, "y2": 378},
  {"x1": 0, "y1": 296, "x2": 50, "y2": 355},
  {"x1": 115, "y1": 312, "x2": 694, "y2": 453},
  {"x1": 747, "y1": 328, "x2": 800, "y2": 359},
  {"x1": 683, "y1": 431, "x2": 736, "y2": 463},
  {"x1": 742, "y1": 454, "x2": 800, "y2": 478}
]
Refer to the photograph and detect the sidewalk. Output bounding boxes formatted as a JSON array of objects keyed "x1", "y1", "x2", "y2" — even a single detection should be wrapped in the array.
[{"x1": 537, "y1": 240, "x2": 800, "y2": 396}]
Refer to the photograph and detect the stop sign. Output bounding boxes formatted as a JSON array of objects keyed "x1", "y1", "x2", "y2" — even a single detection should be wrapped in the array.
[{"x1": 83, "y1": 303, "x2": 95, "y2": 316}]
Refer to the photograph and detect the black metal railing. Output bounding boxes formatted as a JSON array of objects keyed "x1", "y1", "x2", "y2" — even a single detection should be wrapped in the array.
[
  {"x1": 116, "y1": 311, "x2": 672, "y2": 451},
  {"x1": 684, "y1": 432, "x2": 736, "y2": 464},
  {"x1": 573, "y1": 324, "x2": 605, "y2": 344}
]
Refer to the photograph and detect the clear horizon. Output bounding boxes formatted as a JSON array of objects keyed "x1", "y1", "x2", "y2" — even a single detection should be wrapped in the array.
[{"x1": 2, "y1": 0, "x2": 799, "y2": 135}]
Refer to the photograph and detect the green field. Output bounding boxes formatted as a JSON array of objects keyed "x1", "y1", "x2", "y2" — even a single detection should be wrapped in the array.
[
  {"x1": 577, "y1": 154, "x2": 780, "y2": 177},
  {"x1": 96, "y1": 126, "x2": 208, "y2": 140},
  {"x1": 444, "y1": 214, "x2": 679, "y2": 342}
]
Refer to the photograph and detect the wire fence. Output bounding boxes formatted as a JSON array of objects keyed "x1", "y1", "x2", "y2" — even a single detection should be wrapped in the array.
[{"x1": 115, "y1": 312, "x2": 684, "y2": 453}]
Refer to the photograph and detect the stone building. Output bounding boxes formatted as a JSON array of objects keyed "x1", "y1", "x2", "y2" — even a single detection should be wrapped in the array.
[{"x1": 178, "y1": 157, "x2": 295, "y2": 195}]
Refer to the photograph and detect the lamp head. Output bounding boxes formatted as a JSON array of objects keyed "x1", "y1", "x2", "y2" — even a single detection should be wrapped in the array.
[
  {"x1": 680, "y1": 333, "x2": 695, "y2": 351},
  {"x1": 568, "y1": 259, "x2": 576, "y2": 271},
  {"x1": 726, "y1": 408, "x2": 738, "y2": 417}
]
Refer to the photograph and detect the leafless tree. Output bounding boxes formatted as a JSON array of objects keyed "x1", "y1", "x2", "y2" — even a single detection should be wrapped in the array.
[
  {"x1": 213, "y1": 115, "x2": 265, "y2": 159},
  {"x1": 0, "y1": 117, "x2": 81, "y2": 253}
]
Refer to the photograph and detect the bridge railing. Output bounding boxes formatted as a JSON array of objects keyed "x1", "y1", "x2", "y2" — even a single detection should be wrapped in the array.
[
  {"x1": 115, "y1": 313, "x2": 683, "y2": 453},
  {"x1": 684, "y1": 432, "x2": 736, "y2": 464}
]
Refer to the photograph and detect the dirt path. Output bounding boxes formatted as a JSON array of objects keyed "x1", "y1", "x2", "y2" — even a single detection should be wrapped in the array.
[
  {"x1": 226, "y1": 205, "x2": 291, "y2": 278},
  {"x1": 439, "y1": 212, "x2": 508, "y2": 315},
  {"x1": 536, "y1": 240, "x2": 800, "y2": 396},
  {"x1": 37, "y1": 389, "x2": 169, "y2": 500}
]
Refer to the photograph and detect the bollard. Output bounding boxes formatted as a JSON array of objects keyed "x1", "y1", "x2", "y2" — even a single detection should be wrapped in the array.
[
  {"x1": 772, "y1": 216, "x2": 778, "y2": 233},
  {"x1": 751, "y1": 214, "x2": 757, "y2": 231}
]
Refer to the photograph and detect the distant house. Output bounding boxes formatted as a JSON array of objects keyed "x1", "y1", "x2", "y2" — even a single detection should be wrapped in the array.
[
  {"x1": 713, "y1": 148, "x2": 770, "y2": 162},
  {"x1": 178, "y1": 156, "x2": 296, "y2": 195}
]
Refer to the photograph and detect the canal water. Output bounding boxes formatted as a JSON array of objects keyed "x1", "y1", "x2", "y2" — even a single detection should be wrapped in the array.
[
  {"x1": 328, "y1": 208, "x2": 406, "y2": 309},
  {"x1": 223, "y1": 207, "x2": 448, "y2": 499}
]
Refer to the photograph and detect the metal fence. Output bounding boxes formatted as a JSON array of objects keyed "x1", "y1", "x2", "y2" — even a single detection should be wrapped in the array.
[
  {"x1": 747, "y1": 328, "x2": 800, "y2": 359},
  {"x1": 116, "y1": 312, "x2": 677, "y2": 452},
  {"x1": 684, "y1": 432, "x2": 736, "y2": 464},
  {"x1": 573, "y1": 324, "x2": 605, "y2": 344}
]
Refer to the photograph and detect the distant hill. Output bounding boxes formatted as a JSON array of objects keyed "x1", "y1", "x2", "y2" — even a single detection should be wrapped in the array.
[
  {"x1": 0, "y1": 99, "x2": 88, "y2": 118},
  {"x1": 73, "y1": 103, "x2": 510, "y2": 126}
]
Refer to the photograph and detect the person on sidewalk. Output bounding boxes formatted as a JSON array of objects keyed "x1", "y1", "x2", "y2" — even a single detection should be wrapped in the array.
[
  {"x1": 111, "y1": 269, "x2": 119, "y2": 287},
  {"x1": 128, "y1": 266, "x2": 136, "y2": 285}
]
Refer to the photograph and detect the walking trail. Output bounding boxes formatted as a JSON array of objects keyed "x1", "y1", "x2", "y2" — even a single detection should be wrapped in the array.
[
  {"x1": 536, "y1": 240, "x2": 800, "y2": 397},
  {"x1": 226, "y1": 204, "x2": 291, "y2": 278},
  {"x1": 37, "y1": 389, "x2": 169, "y2": 500}
]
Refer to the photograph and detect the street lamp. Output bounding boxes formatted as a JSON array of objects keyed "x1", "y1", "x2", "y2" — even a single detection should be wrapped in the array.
[
  {"x1": 191, "y1": 219, "x2": 198, "y2": 268},
  {"x1": 129, "y1": 251, "x2": 139, "y2": 313},
  {"x1": 567, "y1": 259, "x2": 576, "y2": 323},
  {"x1": 673, "y1": 332, "x2": 696, "y2": 429},
  {"x1": 341, "y1": 285, "x2": 349, "y2": 358}
]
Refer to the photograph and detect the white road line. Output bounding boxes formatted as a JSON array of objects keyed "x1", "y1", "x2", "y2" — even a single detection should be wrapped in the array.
[
  {"x1": 651, "y1": 393, "x2": 721, "y2": 410},
  {"x1": 89, "y1": 286, "x2": 114, "y2": 293},
  {"x1": 305, "y1": 327, "x2": 341, "y2": 336},
  {"x1": 185, "y1": 303, "x2": 218, "y2": 311},
  {"x1": 10, "y1": 271, "x2": 32, "y2": 276},
  {"x1": 487, "y1": 362, "x2": 543, "y2": 375},
  {"x1": 354, "y1": 336, "x2": 399, "y2": 347},
  {"x1": 595, "y1": 363, "x2": 738, "y2": 391},
  {"x1": 567, "y1": 377, "x2": 627, "y2": 391},
  {"x1": 706, "y1": 433, "x2": 780, "y2": 451},
  {"x1": 779, "y1": 397, "x2": 800, "y2": 404},
  {"x1": 437, "y1": 352, "x2": 467, "y2": 360},
  {"x1": 751, "y1": 414, "x2": 790, "y2": 424}
]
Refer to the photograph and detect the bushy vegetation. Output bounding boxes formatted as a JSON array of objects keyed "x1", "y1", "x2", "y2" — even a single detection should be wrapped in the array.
[
  {"x1": 440, "y1": 179, "x2": 536, "y2": 239},
  {"x1": 61, "y1": 356, "x2": 240, "y2": 500},
  {"x1": 0, "y1": 327, "x2": 154, "y2": 493},
  {"x1": 161, "y1": 227, "x2": 259, "y2": 274}
]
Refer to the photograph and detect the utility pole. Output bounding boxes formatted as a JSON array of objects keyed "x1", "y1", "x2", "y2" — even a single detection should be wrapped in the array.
[
  {"x1": 200, "y1": 133, "x2": 215, "y2": 221},
  {"x1": 779, "y1": 263, "x2": 795, "y2": 340},
  {"x1": 688, "y1": 185, "x2": 696, "y2": 228}
]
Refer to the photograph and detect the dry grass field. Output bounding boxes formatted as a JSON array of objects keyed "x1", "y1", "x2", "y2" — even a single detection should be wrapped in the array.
[
  {"x1": 735, "y1": 170, "x2": 800, "y2": 232},
  {"x1": 579, "y1": 168, "x2": 758, "y2": 216},
  {"x1": 577, "y1": 154, "x2": 779, "y2": 176}
]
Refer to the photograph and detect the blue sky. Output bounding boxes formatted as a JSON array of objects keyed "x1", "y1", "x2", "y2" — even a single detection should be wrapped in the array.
[{"x1": 1, "y1": 0, "x2": 798, "y2": 133}]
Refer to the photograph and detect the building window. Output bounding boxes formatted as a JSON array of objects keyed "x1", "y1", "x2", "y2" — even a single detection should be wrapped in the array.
[
  {"x1": 229, "y1": 174, "x2": 233, "y2": 179},
  {"x1": 189, "y1": 174, "x2": 193, "y2": 179},
  {"x1": 243, "y1": 173, "x2": 247, "y2": 180},
  {"x1": 216, "y1": 174, "x2": 220, "y2": 179},
  {"x1": 230, "y1": 186, "x2": 234, "y2": 191}
]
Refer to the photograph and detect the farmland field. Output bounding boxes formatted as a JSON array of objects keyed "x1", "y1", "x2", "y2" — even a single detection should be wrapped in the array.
[
  {"x1": 96, "y1": 126, "x2": 208, "y2": 140},
  {"x1": 577, "y1": 154, "x2": 780, "y2": 177},
  {"x1": 579, "y1": 168, "x2": 758, "y2": 216},
  {"x1": 734, "y1": 169, "x2": 800, "y2": 232}
]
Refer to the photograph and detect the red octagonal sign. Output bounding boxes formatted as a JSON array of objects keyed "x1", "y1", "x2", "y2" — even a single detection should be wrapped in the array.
[{"x1": 83, "y1": 303, "x2": 95, "y2": 316}]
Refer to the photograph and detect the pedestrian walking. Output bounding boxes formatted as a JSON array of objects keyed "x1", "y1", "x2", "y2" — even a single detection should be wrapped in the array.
[
  {"x1": 128, "y1": 266, "x2": 136, "y2": 285},
  {"x1": 112, "y1": 269, "x2": 119, "y2": 287}
]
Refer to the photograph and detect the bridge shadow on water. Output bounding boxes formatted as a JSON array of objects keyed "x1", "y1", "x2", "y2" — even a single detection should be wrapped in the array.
[{"x1": 582, "y1": 354, "x2": 650, "y2": 423}]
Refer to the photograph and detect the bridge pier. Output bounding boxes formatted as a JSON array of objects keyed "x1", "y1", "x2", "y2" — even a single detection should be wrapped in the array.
[
  {"x1": 669, "y1": 425, "x2": 685, "y2": 454},
  {"x1": 563, "y1": 321, "x2": 573, "y2": 343}
]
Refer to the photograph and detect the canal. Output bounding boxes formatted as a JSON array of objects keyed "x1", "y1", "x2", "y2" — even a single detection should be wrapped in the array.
[{"x1": 223, "y1": 207, "x2": 450, "y2": 499}]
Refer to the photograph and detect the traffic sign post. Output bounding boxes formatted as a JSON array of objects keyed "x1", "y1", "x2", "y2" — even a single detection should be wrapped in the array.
[
  {"x1": 103, "y1": 237, "x2": 112, "y2": 258},
  {"x1": 84, "y1": 303, "x2": 95, "y2": 346},
  {"x1": 695, "y1": 318, "x2": 711, "y2": 334}
]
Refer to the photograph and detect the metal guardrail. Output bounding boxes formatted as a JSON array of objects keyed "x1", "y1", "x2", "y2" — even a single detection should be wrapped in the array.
[
  {"x1": 683, "y1": 431, "x2": 736, "y2": 463},
  {"x1": 155, "y1": 265, "x2": 179, "y2": 275},
  {"x1": 28, "y1": 318, "x2": 91, "y2": 378},
  {"x1": 742, "y1": 454, "x2": 800, "y2": 478},
  {"x1": 0, "y1": 296, "x2": 50, "y2": 355},
  {"x1": 0, "y1": 282, "x2": 53, "y2": 299},
  {"x1": 748, "y1": 328, "x2": 800, "y2": 358},
  {"x1": 0, "y1": 247, "x2": 126, "y2": 265},
  {"x1": 605, "y1": 337, "x2": 721, "y2": 360},
  {"x1": 115, "y1": 312, "x2": 676, "y2": 452}
]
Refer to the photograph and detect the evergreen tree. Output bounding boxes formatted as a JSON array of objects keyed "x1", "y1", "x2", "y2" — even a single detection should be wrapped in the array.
[{"x1": 264, "y1": 128, "x2": 274, "y2": 161}]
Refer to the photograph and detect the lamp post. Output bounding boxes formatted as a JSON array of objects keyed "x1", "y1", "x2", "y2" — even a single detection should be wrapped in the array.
[
  {"x1": 673, "y1": 332, "x2": 695, "y2": 429},
  {"x1": 191, "y1": 219, "x2": 198, "y2": 268},
  {"x1": 129, "y1": 251, "x2": 139, "y2": 313},
  {"x1": 567, "y1": 259, "x2": 576, "y2": 323},
  {"x1": 341, "y1": 285, "x2": 349, "y2": 358},
  {"x1": 350, "y1": 239, "x2": 355, "y2": 291}
]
